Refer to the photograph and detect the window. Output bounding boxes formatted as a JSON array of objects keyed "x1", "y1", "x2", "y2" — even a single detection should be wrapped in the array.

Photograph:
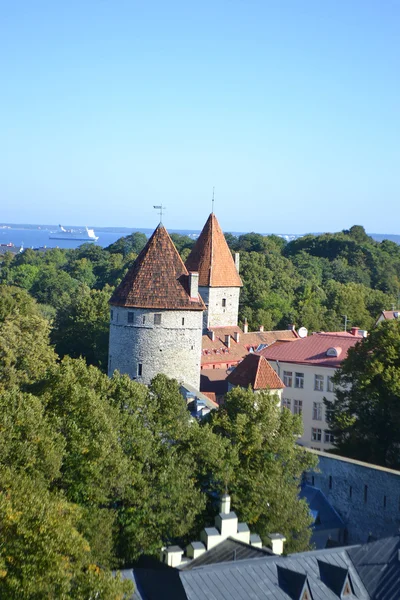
[
  {"x1": 313, "y1": 402, "x2": 322, "y2": 420},
  {"x1": 295, "y1": 372, "x2": 304, "y2": 388},
  {"x1": 324, "y1": 430, "x2": 334, "y2": 443},
  {"x1": 311, "y1": 475, "x2": 315, "y2": 486},
  {"x1": 311, "y1": 427, "x2": 322, "y2": 442},
  {"x1": 127, "y1": 311, "x2": 134, "y2": 323},
  {"x1": 282, "y1": 398, "x2": 291, "y2": 411},
  {"x1": 364, "y1": 485, "x2": 368, "y2": 503},
  {"x1": 182, "y1": 317, "x2": 185, "y2": 326},
  {"x1": 349, "y1": 486, "x2": 352, "y2": 498},
  {"x1": 294, "y1": 399, "x2": 303, "y2": 415},
  {"x1": 222, "y1": 298, "x2": 226, "y2": 307},
  {"x1": 327, "y1": 376, "x2": 335, "y2": 392},
  {"x1": 314, "y1": 374, "x2": 324, "y2": 391},
  {"x1": 283, "y1": 371, "x2": 293, "y2": 387},
  {"x1": 329, "y1": 475, "x2": 332, "y2": 489},
  {"x1": 154, "y1": 313, "x2": 162, "y2": 325},
  {"x1": 138, "y1": 363, "x2": 143, "y2": 377},
  {"x1": 110, "y1": 309, "x2": 114, "y2": 321},
  {"x1": 142, "y1": 315, "x2": 146, "y2": 324},
  {"x1": 384, "y1": 495, "x2": 387, "y2": 509}
]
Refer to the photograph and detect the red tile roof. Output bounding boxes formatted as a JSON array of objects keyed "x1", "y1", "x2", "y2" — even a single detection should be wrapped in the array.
[
  {"x1": 259, "y1": 332, "x2": 363, "y2": 368},
  {"x1": 380, "y1": 311, "x2": 400, "y2": 321},
  {"x1": 110, "y1": 224, "x2": 205, "y2": 310},
  {"x1": 201, "y1": 326, "x2": 298, "y2": 367},
  {"x1": 185, "y1": 213, "x2": 243, "y2": 287},
  {"x1": 227, "y1": 353, "x2": 284, "y2": 390}
]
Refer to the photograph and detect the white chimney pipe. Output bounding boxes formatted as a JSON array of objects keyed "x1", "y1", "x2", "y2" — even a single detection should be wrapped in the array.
[
  {"x1": 189, "y1": 272, "x2": 199, "y2": 299},
  {"x1": 266, "y1": 533, "x2": 286, "y2": 556},
  {"x1": 234, "y1": 252, "x2": 240, "y2": 273},
  {"x1": 259, "y1": 325, "x2": 264, "y2": 332},
  {"x1": 243, "y1": 319, "x2": 248, "y2": 334},
  {"x1": 220, "y1": 494, "x2": 231, "y2": 514}
]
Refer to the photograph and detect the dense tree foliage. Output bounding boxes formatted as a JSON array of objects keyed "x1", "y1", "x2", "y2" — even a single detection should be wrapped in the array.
[
  {"x1": 325, "y1": 320, "x2": 400, "y2": 468},
  {"x1": 206, "y1": 387, "x2": 316, "y2": 553}
]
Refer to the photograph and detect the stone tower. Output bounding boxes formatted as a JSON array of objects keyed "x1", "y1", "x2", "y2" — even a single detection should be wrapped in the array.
[
  {"x1": 185, "y1": 213, "x2": 242, "y2": 331},
  {"x1": 108, "y1": 224, "x2": 205, "y2": 389}
]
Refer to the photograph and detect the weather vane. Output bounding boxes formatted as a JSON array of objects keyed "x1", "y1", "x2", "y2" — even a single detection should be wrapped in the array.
[
  {"x1": 153, "y1": 205, "x2": 166, "y2": 223},
  {"x1": 212, "y1": 187, "x2": 215, "y2": 213}
]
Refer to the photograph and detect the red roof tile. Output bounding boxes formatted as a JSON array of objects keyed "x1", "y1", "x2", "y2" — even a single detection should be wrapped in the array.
[
  {"x1": 259, "y1": 332, "x2": 362, "y2": 368},
  {"x1": 381, "y1": 311, "x2": 400, "y2": 321},
  {"x1": 227, "y1": 353, "x2": 285, "y2": 390},
  {"x1": 185, "y1": 213, "x2": 243, "y2": 287},
  {"x1": 201, "y1": 327, "x2": 298, "y2": 367},
  {"x1": 110, "y1": 224, "x2": 205, "y2": 311}
]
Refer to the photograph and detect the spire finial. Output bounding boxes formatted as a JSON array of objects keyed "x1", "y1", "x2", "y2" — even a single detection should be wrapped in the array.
[
  {"x1": 211, "y1": 187, "x2": 215, "y2": 214},
  {"x1": 153, "y1": 205, "x2": 166, "y2": 224}
]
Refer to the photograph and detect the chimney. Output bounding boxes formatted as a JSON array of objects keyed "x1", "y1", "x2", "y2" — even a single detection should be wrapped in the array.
[
  {"x1": 208, "y1": 330, "x2": 215, "y2": 341},
  {"x1": 225, "y1": 334, "x2": 231, "y2": 348},
  {"x1": 189, "y1": 272, "x2": 199, "y2": 299},
  {"x1": 350, "y1": 326, "x2": 359, "y2": 336},
  {"x1": 266, "y1": 533, "x2": 286, "y2": 556},
  {"x1": 243, "y1": 319, "x2": 248, "y2": 334},
  {"x1": 234, "y1": 252, "x2": 240, "y2": 273},
  {"x1": 259, "y1": 325, "x2": 264, "y2": 332},
  {"x1": 160, "y1": 545, "x2": 184, "y2": 567},
  {"x1": 220, "y1": 494, "x2": 231, "y2": 515},
  {"x1": 233, "y1": 331, "x2": 240, "y2": 343}
]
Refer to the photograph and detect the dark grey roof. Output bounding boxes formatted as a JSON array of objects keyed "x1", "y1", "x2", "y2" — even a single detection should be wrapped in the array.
[
  {"x1": 348, "y1": 535, "x2": 400, "y2": 600},
  {"x1": 125, "y1": 535, "x2": 400, "y2": 599},
  {"x1": 181, "y1": 537, "x2": 273, "y2": 570},
  {"x1": 299, "y1": 484, "x2": 345, "y2": 531}
]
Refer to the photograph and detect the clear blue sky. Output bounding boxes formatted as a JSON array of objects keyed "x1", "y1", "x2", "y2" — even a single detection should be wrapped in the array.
[{"x1": 1, "y1": 1, "x2": 399, "y2": 234}]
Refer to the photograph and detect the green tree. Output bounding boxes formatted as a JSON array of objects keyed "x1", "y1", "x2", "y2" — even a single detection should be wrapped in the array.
[
  {"x1": 207, "y1": 387, "x2": 316, "y2": 552},
  {"x1": 326, "y1": 320, "x2": 400, "y2": 468}
]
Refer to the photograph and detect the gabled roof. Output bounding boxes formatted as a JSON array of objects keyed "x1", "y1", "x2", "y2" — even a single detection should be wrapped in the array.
[
  {"x1": 181, "y1": 537, "x2": 272, "y2": 570},
  {"x1": 185, "y1": 213, "x2": 243, "y2": 287},
  {"x1": 259, "y1": 332, "x2": 362, "y2": 368},
  {"x1": 226, "y1": 353, "x2": 285, "y2": 390},
  {"x1": 380, "y1": 310, "x2": 400, "y2": 321},
  {"x1": 110, "y1": 224, "x2": 205, "y2": 311}
]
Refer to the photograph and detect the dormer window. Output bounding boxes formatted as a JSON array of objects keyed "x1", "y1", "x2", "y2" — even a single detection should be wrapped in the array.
[{"x1": 326, "y1": 347, "x2": 342, "y2": 357}]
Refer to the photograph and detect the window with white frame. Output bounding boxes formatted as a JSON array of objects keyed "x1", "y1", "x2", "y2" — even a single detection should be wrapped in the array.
[
  {"x1": 311, "y1": 427, "x2": 322, "y2": 441},
  {"x1": 313, "y1": 402, "x2": 323, "y2": 420},
  {"x1": 283, "y1": 371, "x2": 293, "y2": 387},
  {"x1": 295, "y1": 372, "x2": 304, "y2": 388},
  {"x1": 324, "y1": 430, "x2": 334, "y2": 443},
  {"x1": 282, "y1": 398, "x2": 291, "y2": 411},
  {"x1": 127, "y1": 311, "x2": 134, "y2": 323},
  {"x1": 293, "y1": 399, "x2": 303, "y2": 415},
  {"x1": 327, "y1": 376, "x2": 335, "y2": 392},
  {"x1": 314, "y1": 374, "x2": 324, "y2": 391}
]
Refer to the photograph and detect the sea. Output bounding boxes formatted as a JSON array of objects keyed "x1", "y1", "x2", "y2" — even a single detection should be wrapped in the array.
[{"x1": 0, "y1": 224, "x2": 399, "y2": 252}]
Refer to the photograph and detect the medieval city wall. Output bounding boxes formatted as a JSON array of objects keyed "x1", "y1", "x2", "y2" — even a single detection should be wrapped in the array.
[{"x1": 199, "y1": 286, "x2": 240, "y2": 329}]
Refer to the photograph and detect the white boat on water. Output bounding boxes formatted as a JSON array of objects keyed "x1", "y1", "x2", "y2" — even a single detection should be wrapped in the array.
[{"x1": 49, "y1": 225, "x2": 99, "y2": 242}]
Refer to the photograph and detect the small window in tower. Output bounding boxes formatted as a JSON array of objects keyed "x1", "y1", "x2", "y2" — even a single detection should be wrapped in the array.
[
  {"x1": 110, "y1": 309, "x2": 114, "y2": 321},
  {"x1": 222, "y1": 298, "x2": 227, "y2": 307},
  {"x1": 154, "y1": 313, "x2": 162, "y2": 325},
  {"x1": 128, "y1": 311, "x2": 134, "y2": 323},
  {"x1": 142, "y1": 315, "x2": 146, "y2": 324},
  {"x1": 182, "y1": 317, "x2": 185, "y2": 326},
  {"x1": 138, "y1": 363, "x2": 143, "y2": 376}
]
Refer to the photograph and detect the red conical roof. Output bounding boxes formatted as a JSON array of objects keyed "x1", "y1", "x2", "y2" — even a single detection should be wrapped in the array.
[
  {"x1": 185, "y1": 213, "x2": 243, "y2": 287},
  {"x1": 110, "y1": 224, "x2": 205, "y2": 310}
]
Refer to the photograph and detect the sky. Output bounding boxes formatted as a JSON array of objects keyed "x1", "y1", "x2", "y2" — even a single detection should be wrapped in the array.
[{"x1": 1, "y1": 1, "x2": 399, "y2": 234}]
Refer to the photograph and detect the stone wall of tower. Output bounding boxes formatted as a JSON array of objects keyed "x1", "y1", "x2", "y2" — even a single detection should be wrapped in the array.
[
  {"x1": 108, "y1": 305, "x2": 203, "y2": 389},
  {"x1": 199, "y1": 286, "x2": 240, "y2": 330}
]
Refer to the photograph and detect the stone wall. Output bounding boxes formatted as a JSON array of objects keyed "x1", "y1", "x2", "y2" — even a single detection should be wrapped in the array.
[
  {"x1": 306, "y1": 449, "x2": 400, "y2": 544},
  {"x1": 199, "y1": 286, "x2": 240, "y2": 329},
  {"x1": 108, "y1": 305, "x2": 203, "y2": 389}
]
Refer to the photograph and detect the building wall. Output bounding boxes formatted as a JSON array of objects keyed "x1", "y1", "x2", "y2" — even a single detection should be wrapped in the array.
[
  {"x1": 199, "y1": 286, "x2": 240, "y2": 330},
  {"x1": 108, "y1": 305, "x2": 203, "y2": 389},
  {"x1": 306, "y1": 450, "x2": 400, "y2": 544},
  {"x1": 269, "y1": 361, "x2": 336, "y2": 449}
]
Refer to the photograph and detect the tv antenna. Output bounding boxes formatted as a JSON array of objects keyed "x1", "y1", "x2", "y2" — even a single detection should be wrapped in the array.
[
  {"x1": 211, "y1": 187, "x2": 215, "y2": 213},
  {"x1": 153, "y1": 205, "x2": 166, "y2": 223},
  {"x1": 342, "y1": 315, "x2": 349, "y2": 332}
]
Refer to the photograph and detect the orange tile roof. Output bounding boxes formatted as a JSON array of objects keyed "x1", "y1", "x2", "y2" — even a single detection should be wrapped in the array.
[
  {"x1": 185, "y1": 213, "x2": 243, "y2": 287},
  {"x1": 110, "y1": 224, "x2": 205, "y2": 311},
  {"x1": 381, "y1": 311, "x2": 400, "y2": 321},
  {"x1": 201, "y1": 327, "x2": 298, "y2": 367},
  {"x1": 227, "y1": 353, "x2": 285, "y2": 390}
]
